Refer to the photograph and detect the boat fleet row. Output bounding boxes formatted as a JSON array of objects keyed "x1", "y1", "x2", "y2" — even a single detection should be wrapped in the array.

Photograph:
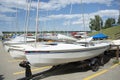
[{"x1": 3, "y1": 33, "x2": 118, "y2": 67}]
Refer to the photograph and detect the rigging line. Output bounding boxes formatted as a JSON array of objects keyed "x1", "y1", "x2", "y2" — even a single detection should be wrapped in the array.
[
  {"x1": 41, "y1": 10, "x2": 49, "y2": 39},
  {"x1": 81, "y1": 0, "x2": 87, "y2": 44},
  {"x1": 81, "y1": 0, "x2": 86, "y2": 32},
  {"x1": 15, "y1": 2, "x2": 18, "y2": 34},
  {"x1": 24, "y1": 0, "x2": 28, "y2": 43},
  {"x1": 69, "y1": 3, "x2": 73, "y2": 33},
  {"x1": 66, "y1": 3, "x2": 73, "y2": 36},
  {"x1": 98, "y1": 6, "x2": 102, "y2": 33},
  {"x1": 24, "y1": 0, "x2": 31, "y2": 43},
  {"x1": 69, "y1": 3, "x2": 73, "y2": 34},
  {"x1": 35, "y1": 0, "x2": 40, "y2": 47}
]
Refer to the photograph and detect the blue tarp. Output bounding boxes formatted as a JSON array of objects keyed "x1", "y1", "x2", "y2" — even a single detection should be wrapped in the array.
[{"x1": 92, "y1": 33, "x2": 108, "y2": 39}]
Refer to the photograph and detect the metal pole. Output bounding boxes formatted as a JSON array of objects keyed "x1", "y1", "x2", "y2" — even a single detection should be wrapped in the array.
[
  {"x1": 24, "y1": 0, "x2": 31, "y2": 44},
  {"x1": 35, "y1": 0, "x2": 40, "y2": 47},
  {"x1": 116, "y1": 45, "x2": 119, "y2": 61}
]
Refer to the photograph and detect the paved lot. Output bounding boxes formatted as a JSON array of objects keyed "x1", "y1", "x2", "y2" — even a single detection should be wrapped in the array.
[{"x1": 0, "y1": 41, "x2": 120, "y2": 80}]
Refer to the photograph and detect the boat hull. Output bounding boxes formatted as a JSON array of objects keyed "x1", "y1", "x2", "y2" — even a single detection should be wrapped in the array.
[
  {"x1": 7, "y1": 42, "x2": 46, "y2": 59},
  {"x1": 9, "y1": 48, "x2": 26, "y2": 59},
  {"x1": 110, "y1": 40, "x2": 120, "y2": 50},
  {"x1": 26, "y1": 43, "x2": 110, "y2": 67},
  {"x1": 3, "y1": 45, "x2": 9, "y2": 52}
]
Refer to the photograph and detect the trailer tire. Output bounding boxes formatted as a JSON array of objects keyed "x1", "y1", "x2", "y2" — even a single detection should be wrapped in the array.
[
  {"x1": 91, "y1": 61, "x2": 99, "y2": 72},
  {"x1": 91, "y1": 59, "x2": 99, "y2": 72},
  {"x1": 99, "y1": 54, "x2": 105, "y2": 66}
]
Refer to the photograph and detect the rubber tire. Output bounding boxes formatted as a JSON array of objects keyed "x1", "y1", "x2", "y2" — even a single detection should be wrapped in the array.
[
  {"x1": 99, "y1": 56, "x2": 104, "y2": 66},
  {"x1": 91, "y1": 61, "x2": 99, "y2": 72}
]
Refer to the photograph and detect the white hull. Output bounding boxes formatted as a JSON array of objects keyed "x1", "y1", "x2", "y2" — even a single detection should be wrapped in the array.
[
  {"x1": 4, "y1": 45, "x2": 9, "y2": 52},
  {"x1": 110, "y1": 40, "x2": 120, "y2": 50},
  {"x1": 25, "y1": 43, "x2": 110, "y2": 67},
  {"x1": 8, "y1": 42, "x2": 47, "y2": 59},
  {"x1": 3, "y1": 35, "x2": 35, "y2": 52},
  {"x1": 111, "y1": 40, "x2": 120, "y2": 45},
  {"x1": 57, "y1": 34, "x2": 77, "y2": 41},
  {"x1": 9, "y1": 47, "x2": 26, "y2": 59},
  {"x1": 4, "y1": 43, "x2": 25, "y2": 52}
]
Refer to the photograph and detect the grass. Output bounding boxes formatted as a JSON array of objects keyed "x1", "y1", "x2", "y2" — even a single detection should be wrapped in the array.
[
  {"x1": 88, "y1": 26, "x2": 120, "y2": 40},
  {"x1": 113, "y1": 59, "x2": 119, "y2": 64}
]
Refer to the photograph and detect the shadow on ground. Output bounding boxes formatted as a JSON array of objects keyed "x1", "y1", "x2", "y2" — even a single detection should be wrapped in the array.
[
  {"x1": 17, "y1": 52, "x2": 114, "y2": 80},
  {"x1": 0, "y1": 75, "x2": 5, "y2": 80},
  {"x1": 31, "y1": 54, "x2": 112, "y2": 80}
]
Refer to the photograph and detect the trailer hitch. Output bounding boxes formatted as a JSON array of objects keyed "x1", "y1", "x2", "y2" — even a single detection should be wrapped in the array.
[{"x1": 19, "y1": 61, "x2": 32, "y2": 80}]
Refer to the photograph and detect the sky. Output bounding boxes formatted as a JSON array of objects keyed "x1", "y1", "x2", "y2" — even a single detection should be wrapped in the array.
[{"x1": 0, "y1": 0, "x2": 120, "y2": 32}]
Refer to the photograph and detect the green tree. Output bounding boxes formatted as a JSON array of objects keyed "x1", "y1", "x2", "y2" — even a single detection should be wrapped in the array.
[
  {"x1": 89, "y1": 18, "x2": 96, "y2": 30},
  {"x1": 104, "y1": 18, "x2": 115, "y2": 28},
  {"x1": 89, "y1": 15, "x2": 103, "y2": 31}
]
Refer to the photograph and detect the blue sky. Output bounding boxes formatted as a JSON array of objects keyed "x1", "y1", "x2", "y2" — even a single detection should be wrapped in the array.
[{"x1": 0, "y1": 0, "x2": 120, "y2": 32}]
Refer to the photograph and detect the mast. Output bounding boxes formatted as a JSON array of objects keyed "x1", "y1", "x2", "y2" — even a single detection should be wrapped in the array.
[
  {"x1": 24, "y1": 0, "x2": 31, "y2": 43},
  {"x1": 15, "y1": 2, "x2": 18, "y2": 35},
  {"x1": 35, "y1": 0, "x2": 40, "y2": 47},
  {"x1": 81, "y1": 0, "x2": 85, "y2": 32},
  {"x1": 67, "y1": 3, "x2": 73, "y2": 35},
  {"x1": 81, "y1": 0, "x2": 88, "y2": 44}
]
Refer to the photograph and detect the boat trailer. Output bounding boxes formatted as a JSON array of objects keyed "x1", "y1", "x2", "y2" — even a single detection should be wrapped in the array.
[
  {"x1": 17, "y1": 61, "x2": 60, "y2": 80},
  {"x1": 17, "y1": 54, "x2": 107, "y2": 80}
]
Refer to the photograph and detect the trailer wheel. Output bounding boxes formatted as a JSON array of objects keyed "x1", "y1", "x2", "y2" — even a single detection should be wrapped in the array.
[
  {"x1": 99, "y1": 54, "x2": 105, "y2": 66},
  {"x1": 91, "y1": 58, "x2": 99, "y2": 72},
  {"x1": 91, "y1": 61, "x2": 99, "y2": 72}
]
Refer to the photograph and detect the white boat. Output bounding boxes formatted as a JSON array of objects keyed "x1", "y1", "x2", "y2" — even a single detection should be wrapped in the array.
[
  {"x1": 25, "y1": 42, "x2": 110, "y2": 67},
  {"x1": 24, "y1": 0, "x2": 110, "y2": 67},
  {"x1": 3, "y1": 35, "x2": 35, "y2": 52},
  {"x1": 7, "y1": 33, "x2": 91, "y2": 60},
  {"x1": 111, "y1": 40, "x2": 120, "y2": 46},
  {"x1": 73, "y1": 32, "x2": 88, "y2": 38},
  {"x1": 57, "y1": 34, "x2": 77, "y2": 41},
  {"x1": 8, "y1": 42, "x2": 38, "y2": 59},
  {"x1": 76, "y1": 37, "x2": 93, "y2": 43},
  {"x1": 8, "y1": 42, "x2": 58, "y2": 59},
  {"x1": 110, "y1": 39, "x2": 120, "y2": 50},
  {"x1": 38, "y1": 33, "x2": 58, "y2": 40},
  {"x1": 0, "y1": 31, "x2": 3, "y2": 40},
  {"x1": 8, "y1": 44, "x2": 28, "y2": 59}
]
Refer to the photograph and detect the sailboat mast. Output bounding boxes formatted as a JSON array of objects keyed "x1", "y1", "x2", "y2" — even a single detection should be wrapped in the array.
[
  {"x1": 67, "y1": 3, "x2": 73, "y2": 35},
  {"x1": 81, "y1": 0, "x2": 85, "y2": 32},
  {"x1": 81, "y1": 0, "x2": 87, "y2": 44},
  {"x1": 35, "y1": 0, "x2": 40, "y2": 47},
  {"x1": 15, "y1": 3, "x2": 18, "y2": 35},
  {"x1": 24, "y1": 0, "x2": 31, "y2": 43}
]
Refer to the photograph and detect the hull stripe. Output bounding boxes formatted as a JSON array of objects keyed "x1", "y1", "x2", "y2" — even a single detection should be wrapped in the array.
[{"x1": 25, "y1": 46, "x2": 109, "y2": 54}]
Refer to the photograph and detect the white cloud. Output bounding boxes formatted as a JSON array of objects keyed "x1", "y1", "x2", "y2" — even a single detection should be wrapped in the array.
[
  {"x1": 39, "y1": 14, "x2": 81, "y2": 21},
  {"x1": 0, "y1": 0, "x2": 115, "y2": 21},
  {"x1": 82, "y1": 0, "x2": 113, "y2": 6},
  {"x1": 0, "y1": 14, "x2": 15, "y2": 21},
  {"x1": 38, "y1": 9, "x2": 119, "y2": 31},
  {"x1": 39, "y1": 0, "x2": 114, "y2": 11},
  {"x1": 0, "y1": 0, "x2": 33, "y2": 11},
  {"x1": 0, "y1": 0, "x2": 44, "y2": 12},
  {"x1": 0, "y1": 0, "x2": 114, "y2": 12},
  {"x1": 0, "y1": 0, "x2": 118, "y2": 31},
  {"x1": 49, "y1": 14, "x2": 81, "y2": 19},
  {"x1": 89, "y1": 9, "x2": 119, "y2": 20},
  {"x1": 40, "y1": 9, "x2": 119, "y2": 21},
  {"x1": 73, "y1": 9, "x2": 119, "y2": 30},
  {"x1": 0, "y1": 6, "x2": 16, "y2": 13}
]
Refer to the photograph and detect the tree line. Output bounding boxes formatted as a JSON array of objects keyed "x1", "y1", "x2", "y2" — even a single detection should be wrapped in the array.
[{"x1": 89, "y1": 15, "x2": 120, "y2": 31}]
